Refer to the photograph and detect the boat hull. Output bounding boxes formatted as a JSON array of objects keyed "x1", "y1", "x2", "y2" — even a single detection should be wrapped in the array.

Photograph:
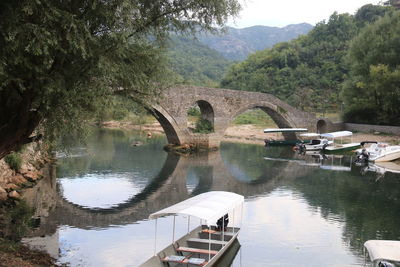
[
  {"x1": 323, "y1": 143, "x2": 361, "y2": 154},
  {"x1": 372, "y1": 150, "x2": 400, "y2": 162},
  {"x1": 140, "y1": 225, "x2": 240, "y2": 267}
]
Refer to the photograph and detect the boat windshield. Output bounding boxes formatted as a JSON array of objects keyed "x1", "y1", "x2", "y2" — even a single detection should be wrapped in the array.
[{"x1": 310, "y1": 139, "x2": 321, "y2": 145}]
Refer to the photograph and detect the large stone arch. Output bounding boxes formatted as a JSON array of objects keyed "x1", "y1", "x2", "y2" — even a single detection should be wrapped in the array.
[
  {"x1": 148, "y1": 105, "x2": 184, "y2": 145},
  {"x1": 226, "y1": 102, "x2": 299, "y2": 140}
]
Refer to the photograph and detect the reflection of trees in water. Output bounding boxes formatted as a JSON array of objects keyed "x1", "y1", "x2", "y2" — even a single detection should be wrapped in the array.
[
  {"x1": 57, "y1": 128, "x2": 168, "y2": 179},
  {"x1": 288, "y1": 167, "x2": 400, "y2": 256}
]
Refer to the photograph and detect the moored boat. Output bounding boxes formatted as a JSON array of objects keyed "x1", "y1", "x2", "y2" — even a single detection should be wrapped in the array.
[
  {"x1": 140, "y1": 191, "x2": 244, "y2": 267},
  {"x1": 364, "y1": 240, "x2": 400, "y2": 267},
  {"x1": 320, "y1": 131, "x2": 361, "y2": 153},
  {"x1": 295, "y1": 133, "x2": 333, "y2": 152},
  {"x1": 263, "y1": 128, "x2": 308, "y2": 146},
  {"x1": 356, "y1": 142, "x2": 400, "y2": 162}
]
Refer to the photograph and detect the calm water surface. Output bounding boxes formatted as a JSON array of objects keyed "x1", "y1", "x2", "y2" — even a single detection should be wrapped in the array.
[{"x1": 23, "y1": 128, "x2": 400, "y2": 267}]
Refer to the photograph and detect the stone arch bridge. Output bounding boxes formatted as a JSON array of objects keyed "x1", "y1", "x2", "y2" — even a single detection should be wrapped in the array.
[{"x1": 151, "y1": 85, "x2": 320, "y2": 149}]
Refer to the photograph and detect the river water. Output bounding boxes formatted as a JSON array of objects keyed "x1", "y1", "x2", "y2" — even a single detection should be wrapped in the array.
[{"x1": 22, "y1": 128, "x2": 400, "y2": 267}]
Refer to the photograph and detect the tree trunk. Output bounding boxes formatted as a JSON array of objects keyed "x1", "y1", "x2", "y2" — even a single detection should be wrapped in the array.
[{"x1": 0, "y1": 89, "x2": 42, "y2": 160}]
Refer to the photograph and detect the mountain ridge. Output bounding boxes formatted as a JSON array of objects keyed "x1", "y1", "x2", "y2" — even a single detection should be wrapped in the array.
[{"x1": 198, "y1": 23, "x2": 314, "y2": 61}]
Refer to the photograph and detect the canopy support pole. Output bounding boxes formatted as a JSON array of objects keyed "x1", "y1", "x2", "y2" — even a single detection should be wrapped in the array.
[
  {"x1": 222, "y1": 215, "x2": 225, "y2": 242},
  {"x1": 187, "y1": 216, "x2": 190, "y2": 234},
  {"x1": 154, "y1": 218, "x2": 158, "y2": 256},
  {"x1": 208, "y1": 227, "x2": 211, "y2": 261},
  {"x1": 233, "y1": 209, "x2": 235, "y2": 234},
  {"x1": 172, "y1": 215, "x2": 176, "y2": 244}
]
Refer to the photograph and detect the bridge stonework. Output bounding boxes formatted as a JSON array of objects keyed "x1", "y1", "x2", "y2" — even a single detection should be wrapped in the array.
[{"x1": 152, "y1": 85, "x2": 318, "y2": 149}]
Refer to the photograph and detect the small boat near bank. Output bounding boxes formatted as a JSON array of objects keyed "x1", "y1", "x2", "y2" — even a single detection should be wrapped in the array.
[
  {"x1": 320, "y1": 131, "x2": 361, "y2": 153},
  {"x1": 264, "y1": 128, "x2": 308, "y2": 146},
  {"x1": 295, "y1": 131, "x2": 360, "y2": 153},
  {"x1": 356, "y1": 142, "x2": 400, "y2": 162},
  {"x1": 140, "y1": 191, "x2": 244, "y2": 267},
  {"x1": 364, "y1": 240, "x2": 400, "y2": 267},
  {"x1": 295, "y1": 133, "x2": 333, "y2": 151}
]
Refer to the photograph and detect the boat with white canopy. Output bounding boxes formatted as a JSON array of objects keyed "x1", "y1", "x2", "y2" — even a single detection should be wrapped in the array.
[
  {"x1": 140, "y1": 191, "x2": 244, "y2": 267},
  {"x1": 364, "y1": 240, "x2": 400, "y2": 267},
  {"x1": 320, "y1": 131, "x2": 361, "y2": 153}
]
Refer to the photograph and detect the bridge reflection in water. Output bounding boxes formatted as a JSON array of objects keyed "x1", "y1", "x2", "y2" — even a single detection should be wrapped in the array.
[{"x1": 21, "y1": 129, "x2": 400, "y2": 267}]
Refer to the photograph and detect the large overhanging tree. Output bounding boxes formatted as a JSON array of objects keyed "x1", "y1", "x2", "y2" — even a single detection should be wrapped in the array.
[{"x1": 0, "y1": 0, "x2": 240, "y2": 159}]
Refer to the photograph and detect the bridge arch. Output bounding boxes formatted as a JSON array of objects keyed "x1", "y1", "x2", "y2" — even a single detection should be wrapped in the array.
[
  {"x1": 227, "y1": 102, "x2": 298, "y2": 140},
  {"x1": 148, "y1": 105, "x2": 182, "y2": 145},
  {"x1": 195, "y1": 100, "x2": 214, "y2": 131}
]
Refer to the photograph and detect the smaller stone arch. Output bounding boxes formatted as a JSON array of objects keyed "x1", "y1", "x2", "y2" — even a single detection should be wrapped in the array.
[
  {"x1": 317, "y1": 119, "x2": 328, "y2": 133},
  {"x1": 187, "y1": 100, "x2": 215, "y2": 133},
  {"x1": 197, "y1": 100, "x2": 214, "y2": 128}
]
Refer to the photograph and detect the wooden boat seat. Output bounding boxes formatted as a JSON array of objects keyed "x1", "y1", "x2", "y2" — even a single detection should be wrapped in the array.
[
  {"x1": 176, "y1": 246, "x2": 218, "y2": 255},
  {"x1": 201, "y1": 229, "x2": 235, "y2": 236},
  {"x1": 187, "y1": 238, "x2": 227, "y2": 245}
]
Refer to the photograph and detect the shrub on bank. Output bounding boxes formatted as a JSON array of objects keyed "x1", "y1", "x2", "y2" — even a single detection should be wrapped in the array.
[{"x1": 4, "y1": 153, "x2": 22, "y2": 171}]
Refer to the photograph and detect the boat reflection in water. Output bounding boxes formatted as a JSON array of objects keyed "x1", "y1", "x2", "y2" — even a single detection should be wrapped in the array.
[
  {"x1": 264, "y1": 152, "x2": 352, "y2": 172},
  {"x1": 360, "y1": 161, "x2": 400, "y2": 180}
]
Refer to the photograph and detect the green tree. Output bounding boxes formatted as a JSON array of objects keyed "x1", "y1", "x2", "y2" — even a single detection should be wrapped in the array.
[
  {"x1": 220, "y1": 4, "x2": 391, "y2": 112},
  {"x1": 0, "y1": 0, "x2": 240, "y2": 159},
  {"x1": 342, "y1": 11, "x2": 400, "y2": 125}
]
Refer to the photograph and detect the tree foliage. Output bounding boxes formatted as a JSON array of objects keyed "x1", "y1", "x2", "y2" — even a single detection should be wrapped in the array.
[
  {"x1": 342, "y1": 11, "x2": 400, "y2": 125},
  {"x1": 220, "y1": 5, "x2": 392, "y2": 113},
  {"x1": 0, "y1": 0, "x2": 240, "y2": 159}
]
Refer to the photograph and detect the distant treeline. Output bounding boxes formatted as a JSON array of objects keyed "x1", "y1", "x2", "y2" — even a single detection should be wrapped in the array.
[{"x1": 219, "y1": 3, "x2": 400, "y2": 126}]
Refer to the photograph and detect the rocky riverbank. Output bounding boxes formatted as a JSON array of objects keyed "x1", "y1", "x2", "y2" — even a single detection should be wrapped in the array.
[
  {"x1": 0, "y1": 142, "x2": 58, "y2": 267},
  {"x1": 0, "y1": 143, "x2": 51, "y2": 203}
]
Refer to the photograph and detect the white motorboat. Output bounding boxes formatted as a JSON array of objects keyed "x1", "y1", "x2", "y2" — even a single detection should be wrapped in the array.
[
  {"x1": 140, "y1": 191, "x2": 244, "y2": 267},
  {"x1": 364, "y1": 240, "x2": 400, "y2": 267},
  {"x1": 356, "y1": 142, "x2": 400, "y2": 162},
  {"x1": 295, "y1": 133, "x2": 333, "y2": 151}
]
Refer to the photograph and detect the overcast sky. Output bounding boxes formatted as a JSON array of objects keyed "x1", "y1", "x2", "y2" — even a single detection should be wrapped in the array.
[{"x1": 228, "y1": 0, "x2": 382, "y2": 28}]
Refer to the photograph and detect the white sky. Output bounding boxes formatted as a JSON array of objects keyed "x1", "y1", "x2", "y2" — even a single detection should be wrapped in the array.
[{"x1": 228, "y1": 0, "x2": 382, "y2": 28}]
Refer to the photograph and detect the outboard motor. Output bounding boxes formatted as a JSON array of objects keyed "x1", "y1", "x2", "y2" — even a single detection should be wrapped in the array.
[
  {"x1": 378, "y1": 261, "x2": 395, "y2": 267},
  {"x1": 355, "y1": 148, "x2": 369, "y2": 164}
]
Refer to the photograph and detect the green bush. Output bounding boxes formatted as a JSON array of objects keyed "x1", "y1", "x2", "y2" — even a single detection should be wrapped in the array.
[
  {"x1": 4, "y1": 153, "x2": 22, "y2": 171},
  {"x1": 188, "y1": 106, "x2": 201, "y2": 117},
  {"x1": 194, "y1": 118, "x2": 213, "y2": 133}
]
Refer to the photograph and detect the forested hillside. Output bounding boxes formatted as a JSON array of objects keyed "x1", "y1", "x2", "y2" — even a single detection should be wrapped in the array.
[
  {"x1": 198, "y1": 24, "x2": 313, "y2": 61},
  {"x1": 166, "y1": 23, "x2": 313, "y2": 86},
  {"x1": 167, "y1": 36, "x2": 232, "y2": 87},
  {"x1": 220, "y1": 4, "x2": 397, "y2": 124}
]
